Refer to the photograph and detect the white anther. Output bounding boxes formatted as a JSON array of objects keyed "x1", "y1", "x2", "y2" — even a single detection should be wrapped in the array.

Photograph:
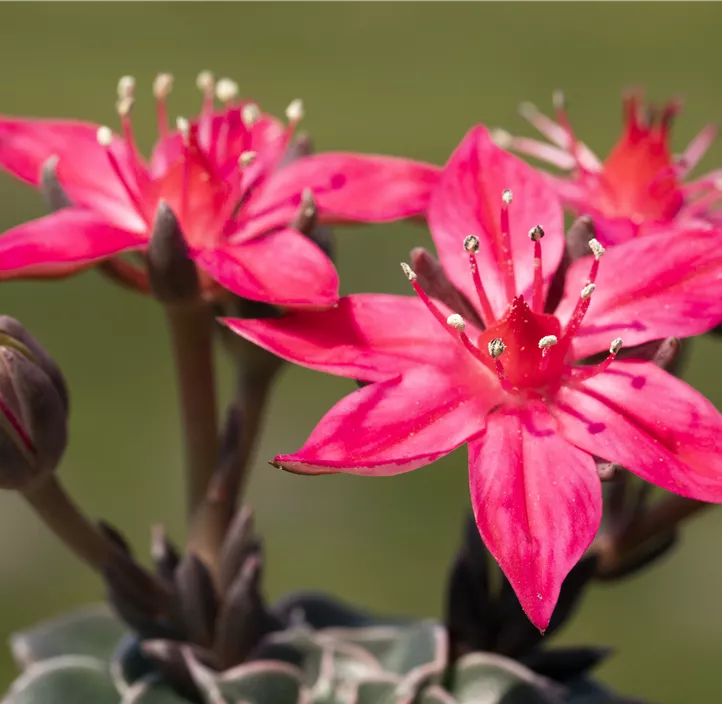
[
  {"x1": 196, "y1": 70, "x2": 215, "y2": 94},
  {"x1": 552, "y1": 89, "x2": 566, "y2": 111},
  {"x1": 464, "y1": 235, "x2": 480, "y2": 253},
  {"x1": 176, "y1": 117, "x2": 190, "y2": 141},
  {"x1": 400, "y1": 262, "x2": 417, "y2": 281},
  {"x1": 238, "y1": 151, "x2": 256, "y2": 168},
  {"x1": 538, "y1": 335, "x2": 558, "y2": 349},
  {"x1": 581, "y1": 283, "x2": 596, "y2": 299},
  {"x1": 588, "y1": 238, "x2": 605, "y2": 259},
  {"x1": 502, "y1": 189, "x2": 513, "y2": 205},
  {"x1": 447, "y1": 314, "x2": 466, "y2": 331},
  {"x1": 116, "y1": 97, "x2": 134, "y2": 117},
  {"x1": 117, "y1": 75, "x2": 136, "y2": 100},
  {"x1": 528, "y1": 225, "x2": 545, "y2": 241},
  {"x1": 153, "y1": 73, "x2": 174, "y2": 100},
  {"x1": 488, "y1": 338, "x2": 506, "y2": 358},
  {"x1": 286, "y1": 98, "x2": 304, "y2": 123},
  {"x1": 242, "y1": 103, "x2": 261, "y2": 128},
  {"x1": 490, "y1": 128, "x2": 513, "y2": 149},
  {"x1": 96, "y1": 126, "x2": 113, "y2": 147},
  {"x1": 518, "y1": 101, "x2": 540, "y2": 120},
  {"x1": 610, "y1": 338, "x2": 623, "y2": 354},
  {"x1": 215, "y1": 78, "x2": 239, "y2": 103}
]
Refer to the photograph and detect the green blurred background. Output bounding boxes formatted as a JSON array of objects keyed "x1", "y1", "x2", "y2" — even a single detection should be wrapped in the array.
[{"x1": 0, "y1": 3, "x2": 721, "y2": 701}]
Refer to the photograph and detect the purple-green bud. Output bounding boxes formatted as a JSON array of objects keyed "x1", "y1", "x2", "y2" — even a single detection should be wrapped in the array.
[{"x1": 0, "y1": 317, "x2": 68, "y2": 489}]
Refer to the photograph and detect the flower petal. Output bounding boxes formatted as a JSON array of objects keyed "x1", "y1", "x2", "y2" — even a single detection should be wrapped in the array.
[
  {"x1": 274, "y1": 365, "x2": 493, "y2": 475},
  {"x1": 552, "y1": 361, "x2": 722, "y2": 501},
  {"x1": 194, "y1": 227, "x2": 338, "y2": 309},
  {"x1": 0, "y1": 118, "x2": 145, "y2": 231},
  {"x1": 468, "y1": 402, "x2": 600, "y2": 630},
  {"x1": 428, "y1": 126, "x2": 565, "y2": 321},
  {"x1": 243, "y1": 153, "x2": 440, "y2": 237},
  {"x1": 0, "y1": 208, "x2": 145, "y2": 279},
  {"x1": 558, "y1": 229, "x2": 722, "y2": 359},
  {"x1": 224, "y1": 294, "x2": 475, "y2": 383}
]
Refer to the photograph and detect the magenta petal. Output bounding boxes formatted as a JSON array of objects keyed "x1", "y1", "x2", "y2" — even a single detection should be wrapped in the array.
[
  {"x1": 0, "y1": 208, "x2": 146, "y2": 279},
  {"x1": 558, "y1": 229, "x2": 722, "y2": 359},
  {"x1": 468, "y1": 402, "x2": 600, "y2": 630},
  {"x1": 0, "y1": 118, "x2": 145, "y2": 231},
  {"x1": 552, "y1": 361, "x2": 722, "y2": 502},
  {"x1": 275, "y1": 365, "x2": 491, "y2": 475},
  {"x1": 223, "y1": 294, "x2": 470, "y2": 382},
  {"x1": 244, "y1": 153, "x2": 440, "y2": 235},
  {"x1": 195, "y1": 227, "x2": 338, "y2": 309},
  {"x1": 428, "y1": 126, "x2": 565, "y2": 320}
]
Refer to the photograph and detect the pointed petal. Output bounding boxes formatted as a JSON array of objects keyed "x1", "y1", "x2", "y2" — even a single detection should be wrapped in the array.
[
  {"x1": 195, "y1": 227, "x2": 338, "y2": 309},
  {"x1": 557, "y1": 229, "x2": 722, "y2": 359},
  {"x1": 224, "y1": 294, "x2": 476, "y2": 382},
  {"x1": 0, "y1": 118, "x2": 145, "y2": 231},
  {"x1": 0, "y1": 208, "x2": 145, "y2": 279},
  {"x1": 552, "y1": 361, "x2": 722, "y2": 502},
  {"x1": 274, "y1": 365, "x2": 493, "y2": 475},
  {"x1": 468, "y1": 403, "x2": 600, "y2": 630},
  {"x1": 244, "y1": 153, "x2": 440, "y2": 236},
  {"x1": 427, "y1": 126, "x2": 565, "y2": 320}
]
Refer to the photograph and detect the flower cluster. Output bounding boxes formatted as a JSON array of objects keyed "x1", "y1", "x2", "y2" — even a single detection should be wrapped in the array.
[{"x1": 0, "y1": 73, "x2": 721, "y2": 703}]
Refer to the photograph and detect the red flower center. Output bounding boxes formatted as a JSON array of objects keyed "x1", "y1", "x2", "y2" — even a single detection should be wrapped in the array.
[
  {"x1": 404, "y1": 193, "x2": 621, "y2": 397},
  {"x1": 594, "y1": 95, "x2": 684, "y2": 223}
]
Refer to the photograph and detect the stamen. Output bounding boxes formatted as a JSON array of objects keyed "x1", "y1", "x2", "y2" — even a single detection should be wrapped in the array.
[
  {"x1": 216, "y1": 78, "x2": 239, "y2": 106},
  {"x1": 528, "y1": 225, "x2": 545, "y2": 312},
  {"x1": 196, "y1": 70, "x2": 215, "y2": 111},
  {"x1": 117, "y1": 75, "x2": 136, "y2": 100},
  {"x1": 562, "y1": 282, "x2": 596, "y2": 343},
  {"x1": 176, "y1": 117, "x2": 191, "y2": 222},
  {"x1": 242, "y1": 103, "x2": 261, "y2": 129},
  {"x1": 463, "y1": 235, "x2": 496, "y2": 325},
  {"x1": 153, "y1": 73, "x2": 174, "y2": 137},
  {"x1": 570, "y1": 338, "x2": 623, "y2": 381},
  {"x1": 538, "y1": 333, "x2": 558, "y2": 372},
  {"x1": 402, "y1": 262, "x2": 462, "y2": 342},
  {"x1": 238, "y1": 151, "x2": 256, "y2": 168},
  {"x1": 285, "y1": 99, "x2": 304, "y2": 124},
  {"x1": 447, "y1": 314, "x2": 489, "y2": 365},
  {"x1": 499, "y1": 190, "x2": 517, "y2": 305},
  {"x1": 176, "y1": 117, "x2": 190, "y2": 144},
  {"x1": 587, "y1": 237, "x2": 605, "y2": 285},
  {"x1": 96, "y1": 126, "x2": 145, "y2": 217},
  {"x1": 487, "y1": 338, "x2": 514, "y2": 392}
]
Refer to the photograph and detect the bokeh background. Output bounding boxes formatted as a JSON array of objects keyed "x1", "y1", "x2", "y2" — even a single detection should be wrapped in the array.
[{"x1": 0, "y1": 3, "x2": 720, "y2": 701}]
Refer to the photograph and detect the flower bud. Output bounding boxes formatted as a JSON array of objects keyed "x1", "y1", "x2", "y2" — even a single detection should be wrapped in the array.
[{"x1": 0, "y1": 318, "x2": 68, "y2": 489}]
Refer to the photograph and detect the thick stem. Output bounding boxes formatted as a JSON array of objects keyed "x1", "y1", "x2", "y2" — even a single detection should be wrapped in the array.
[
  {"x1": 188, "y1": 369, "x2": 273, "y2": 577},
  {"x1": 165, "y1": 302, "x2": 219, "y2": 521},
  {"x1": 22, "y1": 474, "x2": 123, "y2": 570}
]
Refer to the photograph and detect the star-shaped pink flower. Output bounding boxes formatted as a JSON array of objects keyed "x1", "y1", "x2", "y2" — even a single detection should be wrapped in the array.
[
  {"x1": 494, "y1": 89, "x2": 721, "y2": 246},
  {"x1": 0, "y1": 73, "x2": 439, "y2": 308},
  {"x1": 224, "y1": 126, "x2": 722, "y2": 630}
]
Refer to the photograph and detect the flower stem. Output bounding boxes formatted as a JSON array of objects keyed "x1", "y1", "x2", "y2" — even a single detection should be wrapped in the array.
[
  {"x1": 21, "y1": 475, "x2": 124, "y2": 570},
  {"x1": 165, "y1": 302, "x2": 219, "y2": 521}
]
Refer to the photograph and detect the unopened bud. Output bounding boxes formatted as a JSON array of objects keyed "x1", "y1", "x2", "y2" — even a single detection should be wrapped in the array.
[
  {"x1": 488, "y1": 338, "x2": 506, "y2": 358},
  {"x1": 0, "y1": 318, "x2": 68, "y2": 489},
  {"x1": 463, "y1": 235, "x2": 480, "y2": 253},
  {"x1": 290, "y1": 189, "x2": 317, "y2": 236},
  {"x1": 147, "y1": 202, "x2": 199, "y2": 303}
]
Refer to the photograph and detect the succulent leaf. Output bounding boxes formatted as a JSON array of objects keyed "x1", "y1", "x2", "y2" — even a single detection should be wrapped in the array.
[
  {"x1": 121, "y1": 676, "x2": 191, "y2": 704},
  {"x1": 10, "y1": 605, "x2": 126, "y2": 669},
  {"x1": 215, "y1": 661, "x2": 306, "y2": 704},
  {"x1": 2, "y1": 656, "x2": 118, "y2": 704}
]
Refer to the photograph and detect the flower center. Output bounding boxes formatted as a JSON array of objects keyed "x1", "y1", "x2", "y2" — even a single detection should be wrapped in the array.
[
  {"x1": 402, "y1": 192, "x2": 622, "y2": 396},
  {"x1": 597, "y1": 94, "x2": 684, "y2": 222},
  {"x1": 93, "y1": 73, "x2": 302, "y2": 248}
]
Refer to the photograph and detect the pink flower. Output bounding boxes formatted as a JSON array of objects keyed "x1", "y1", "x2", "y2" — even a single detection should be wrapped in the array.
[
  {"x1": 494, "y1": 89, "x2": 721, "y2": 246},
  {"x1": 224, "y1": 126, "x2": 722, "y2": 630},
  {"x1": 0, "y1": 73, "x2": 439, "y2": 308}
]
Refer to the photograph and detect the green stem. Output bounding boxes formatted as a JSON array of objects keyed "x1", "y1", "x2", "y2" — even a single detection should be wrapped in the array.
[
  {"x1": 165, "y1": 302, "x2": 219, "y2": 521},
  {"x1": 22, "y1": 475, "x2": 123, "y2": 571}
]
